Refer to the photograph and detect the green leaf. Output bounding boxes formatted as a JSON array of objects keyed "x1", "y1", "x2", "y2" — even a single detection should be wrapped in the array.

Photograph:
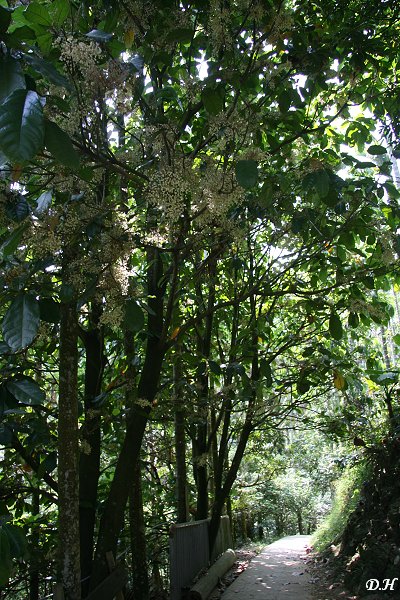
[
  {"x1": 208, "y1": 360, "x2": 222, "y2": 375},
  {"x1": 24, "y1": 2, "x2": 52, "y2": 27},
  {"x1": 44, "y1": 119, "x2": 80, "y2": 169},
  {"x1": 278, "y1": 90, "x2": 291, "y2": 113},
  {"x1": 0, "y1": 56, "x2": 25, "y2": 102},
  {"x1": 0, "y1": 341, "x2": 11, "y2": 354},
  {"x1": 166, "y1": 28, "x2": 193, "y2": 43},
  {"x1": 124, "y1": 299, "x2": 145, "y2": 332},
  {"x1": 235, "y1": 160, "x2": 258, "y2": 189},
  {"x1": 2, "y1": 524, "x2": 27, "y2": 559},
  {"x1": 2, "y1": 294, "x2": 40, "y2": 351},
  {"x1": 0, "y1": 5, "x2": 11, "y2": 33},
  {"x1": 24, "y1": 54, "x2": 70, "y2": 89},
  {"x1": 6, "y1": 379, "x2": 45, "y2": 405},
  {"x1": 39, "y1": 298, "x2": 60, "y2": 323},
  {"x1": 367, "y1": 144, "x2": 386, "y2": 156},
  {"x1": 260, "y1": 359, "x2": 273, "y2": 387},
  {"x1": 0, "y1": 529, "x2": 12, "y2": 586},
  {"x1": 6, "y1": 194, "x2": 30, "y2": 222},
  {"x1": 314, "y1": 170, "x2": 330, "y2": 198},
  {"x1": 393, "y1": 334, "x2": 400, "y2": 346},
  {"x1": 85, "y1": 29, "x2": 113, "y2": 42},
  {"x1": 0, "y1": 222, "x2": 29, "y2": 261},
  {"x1": 51, "y1": 0, "x2": 70, "y2": 28},
  {"x1": 297, "y1": 379, "x2": 310, "y2": 394},
  {"x1": 348, "y1": 312, "x2": 359, "y2": 328},
  {"x1": 201, "y1": 86, "x2": 224, "y2": 115},
  {"x1": 35, "y1": 190, "x2": 52, "y2": 214},
  {"x1": 59, "y1": 284, "x2": 74, "y2": 302},
  {"x1": 0, "y1": 89, "x2": 44, "y2": 162},
  {"x1": 0, "y1": 423, "x2": 13, "y2": 445},
  {"x1": 329, "y1": 312, "x2": 343, "y2": 341}
]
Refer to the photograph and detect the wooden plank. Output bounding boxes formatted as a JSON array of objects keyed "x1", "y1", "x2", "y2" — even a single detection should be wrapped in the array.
[{"x1": 85, "y1": 564, "x2": 129, "y2": 600}]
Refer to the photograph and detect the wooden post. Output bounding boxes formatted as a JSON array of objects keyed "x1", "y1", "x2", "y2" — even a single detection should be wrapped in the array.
[{"x1": 106, "y1": 551, "x2": 125, "y2": 600}]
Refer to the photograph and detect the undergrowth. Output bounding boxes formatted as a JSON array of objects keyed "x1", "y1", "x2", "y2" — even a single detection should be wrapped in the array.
[{"x1": 312, "y1": 460, "x2": 371, "y2": 552}]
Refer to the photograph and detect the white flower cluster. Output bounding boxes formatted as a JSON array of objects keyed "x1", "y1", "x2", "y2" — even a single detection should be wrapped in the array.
[
  {"x1": 58, "y1": 36, "x2": 102, "y2": 88},
  {"x1": 348, "y1": 299, "x2": 387, "y2": 320},
  {"x1": 195, "y1": 163, "x2": 243, "y2": 223},
  {"x1": 146, "y1": 167, "x2": 190, "y2": 223},
  {"x1": 208, "y1": 0, "x2": 233, "y2": 52}
]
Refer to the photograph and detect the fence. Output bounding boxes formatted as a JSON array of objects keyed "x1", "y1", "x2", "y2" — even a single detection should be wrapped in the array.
[{"x1": 169, "y1": 516, "x2": 232, "y2": 600}]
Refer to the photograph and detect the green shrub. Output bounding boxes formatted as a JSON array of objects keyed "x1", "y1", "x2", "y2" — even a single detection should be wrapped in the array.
[{"x1": 312, "y1": 460, "x2": 371, "y2": 552}]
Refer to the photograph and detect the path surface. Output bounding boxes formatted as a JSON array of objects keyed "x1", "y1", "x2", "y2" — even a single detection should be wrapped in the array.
[{"x1": 221, "y1": 535, "x2": 313, "y2": 600}]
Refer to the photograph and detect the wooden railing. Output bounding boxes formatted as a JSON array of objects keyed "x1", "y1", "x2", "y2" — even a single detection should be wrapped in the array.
[{"x1": 169, "y1": 516, "x2": 233, "y2": 600}]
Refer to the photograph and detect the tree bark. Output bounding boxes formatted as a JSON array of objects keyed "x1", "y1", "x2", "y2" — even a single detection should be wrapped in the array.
[
  {"x1": 174, "y1": 346, "x2": 188, "y2": 523},
  {"x1": 90, "y1": 247, "x2": 166, "y2": 590},
  {"x1": 58, "y1": 296, "x2": 81, "y2": 599},
  {"x1": 79, "y1": 303, "x2": 104, "y2": 597},
  {"x1": 129, "y1": 459, "x2": 149, "y2": 600}
]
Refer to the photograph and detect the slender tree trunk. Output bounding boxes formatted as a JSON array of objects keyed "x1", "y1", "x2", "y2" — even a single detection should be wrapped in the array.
[
  {"x1": 193, "y1": 255, "x2": 216, "y2": 519},
  {"x1": 79, "y1": 303, "x2": 104, "y2": 597},
  {"x1": 90, "y1": 248, "x2": 166, "y2": 590},
  {"x1": 58, "y1": 293, "x2": 81, "y2": 599},
  {"x1": 129, "y1": 459, "x2": 149, "y2": 600},
  {"x1": 296, "y1": 510, "x2": 303, "y2": 535},
  {"x1": 380, "y1": 325, "x2": 392, "y2": 369},
  {"x1": 174, "y1": 346, "x2": 188, "y2": 523},
  {"x1": 29, "y1": 488, "x2": 40, "y2": 600}
]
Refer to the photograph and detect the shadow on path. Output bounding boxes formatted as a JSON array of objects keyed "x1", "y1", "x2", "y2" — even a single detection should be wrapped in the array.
[{"x1": 221, "y1": 535, "x2": 313, "y2": 600}]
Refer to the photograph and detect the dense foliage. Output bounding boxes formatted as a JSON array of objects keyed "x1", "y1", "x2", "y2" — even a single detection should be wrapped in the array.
[{"x1": 0, "y1": 0, "x2": 399, "y2": 598}]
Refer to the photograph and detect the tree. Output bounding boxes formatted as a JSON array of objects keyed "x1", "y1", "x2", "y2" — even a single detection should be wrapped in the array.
[{"x1": 0, "y1": 0, "x2": 399, "y2": 597}]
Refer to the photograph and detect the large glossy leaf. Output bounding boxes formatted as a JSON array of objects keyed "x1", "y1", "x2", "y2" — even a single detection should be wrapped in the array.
[
  {"x1": 201, "y1": 86, "x2": 224, "y2": 115},
  {"x1": 124, "y1": 299, "x2": 145, "y2": 332},
  {"x1": 0, "y1": 529, "x2": 12, "y2": 586},
  {"x1": 0, "y1": 423, "x2": 13, "y2": 445},
  {"x1": 44, "y1": 119, "x2": 80, "y2": 169},
  {"x1": 2, "y1": 524, "x2": 27, "y2": 559},
  {"x1": 5, "y1": 194, "x2": 30, "y2": 222},
  {"x1": 329, "y1": 312, "x2": 343, "y2": 341},
  {"x1": 35, "y1": 190, "x2": 52, "y2": 214},
  {"x1": 2, "y1": 294, "x2": 40, "y2": 351},
  {"x1": 0, "y1": 6, "x2": 12, "y2": 33},
  {"x1": 24, "y1": 54, "x2": 70, "y2": 88},
  {"x1": 85, "y1": 29, "x2": 113, "y2": 42},
  {"x1": 0, "y1": 56, "x2": 25, "y2": 102},
  {"x1": 367, "y1": 144, "x2": 386, "y2": 156},
  {"x1": 235, "y1": 160, "x2": 258, "y2": 189},
  {"x1": 0, "y1": 222, "x2": 29, "y2": 261},
  {"x1": 0, "y1": 89, "x2": 44, "y2": 162},
  {"x1": 24, "y1": 2, "x2": 52, "y2": 27},
  {"x1": 7, "y1": 379, "x2": 45, "y2": 405}
]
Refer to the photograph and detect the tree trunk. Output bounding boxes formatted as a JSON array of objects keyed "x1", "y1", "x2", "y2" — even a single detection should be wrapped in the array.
[
  {"x1": 58, "y1": 296, "x2": 81, "y2": 599},
  {"x1": 79, "y1": 304, "x2": 104, "y2": 597},
  {"x1": 174, "y1": 346, "x2": 188, "y2": 523},
  {"x1": 296, "y1": 510, "x2": 303, "y2": 535},
  {"x1": 129, "y1": 459, "x2": 149, "y2": 600},
  {"x1": 90, "y1": 247, "x2": 166, "y2": 590},
  {"x1": 29, "y1": 488, "x2": 40, "y2": 600}
]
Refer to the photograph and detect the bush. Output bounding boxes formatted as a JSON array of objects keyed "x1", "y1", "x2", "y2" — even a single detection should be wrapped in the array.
[{"x1": 312, "y1": 460, "x2": 371, "y2": 552}]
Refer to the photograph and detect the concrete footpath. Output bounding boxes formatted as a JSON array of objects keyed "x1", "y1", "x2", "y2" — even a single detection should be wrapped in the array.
[{"x1": 221, "y1": 535, "x2": 313, "y2": 600}]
